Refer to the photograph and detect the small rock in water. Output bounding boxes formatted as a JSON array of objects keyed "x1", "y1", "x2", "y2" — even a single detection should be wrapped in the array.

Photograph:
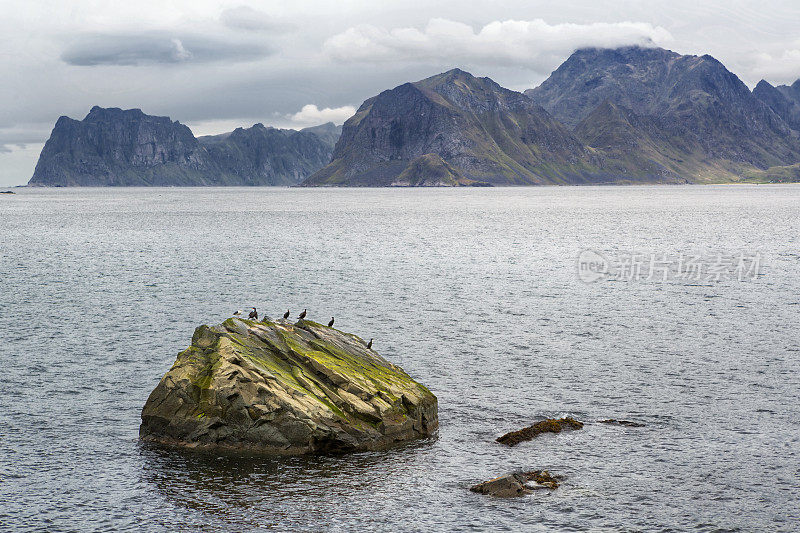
[
  {"x1": 598, "y1": 419, "x2": 645, "y2": 427},
  {"x1": 470, "y1": 474, "x2": 531, "y2": 497},
  {"x1": 470, "y1": 471, "x2": 564, "y2": 497},
  {"x1": 496, "y1": 417, "x2": 584, "y2": 446},
  {"x1": 525, "y1": 470, "x2": 564, "y2": 490}
]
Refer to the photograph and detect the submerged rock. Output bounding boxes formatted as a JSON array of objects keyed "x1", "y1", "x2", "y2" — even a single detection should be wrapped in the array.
[
  {"x1": 496, "y1": 417, "x2": 584, "y2": 446},
  {"x1": 140, "y1": 318, "x2": 438, "y2": 454},
  {"x1": 598, "y1": 419, "x2": 645, "y2": 427},
  {"x1": 470, "y1": 471, "x2": 563, "y2": 497},
  {"x1": 526, "y1": 470, "x2": 563, "y2": 490}
]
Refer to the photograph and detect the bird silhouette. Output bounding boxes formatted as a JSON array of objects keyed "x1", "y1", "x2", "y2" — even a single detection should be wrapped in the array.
[
  {"x1": 366, "y1": 338, "x2": 373, "y2": 349},
  {"x1": 298, "y1": 309, "x2": 307, "y2": 319},
  {"x1": 328, "y1": 317, "x2": 335, "y2": 327},
  {"x1": 233, "y1": 310, "x2": 243, "y2": 317},
  {"x1": 283, "y1": 309, "x2": 290, "y2": 319},
  {"x1": 249, "y1": 307, "x2": 258, "y2": 320}
]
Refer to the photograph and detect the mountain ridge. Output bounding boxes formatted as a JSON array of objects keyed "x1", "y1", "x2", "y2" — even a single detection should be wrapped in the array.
[
  {"x1": 522, "y1": 46, "x2": 800, "y2": 181},
  {"x1": 29, "y1": 46, "x2": 800, "y2": 187},
  {"x1": 28, "y1": 107, "x2": 341, "y2": 186},
  {"x1": 303, "y1": 68, "x2": 629, "y2": 186},
  {"x1": 753, "y1": 79, "x2": 800, "y2": 133}
]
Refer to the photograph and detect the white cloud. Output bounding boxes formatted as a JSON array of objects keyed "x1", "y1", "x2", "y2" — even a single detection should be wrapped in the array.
[
  {"x1": 324, "y1": 18, "x2": 673, "y2": 71},
  {"x1": 289, "y1": 104, "x2": 356, "y2": 126},
  {"x1": 742, "y1": 44, "x2": 800, "y2": 84},
  {"x1": 170, "y1": 38, "x2": 192, "y2": 61}
]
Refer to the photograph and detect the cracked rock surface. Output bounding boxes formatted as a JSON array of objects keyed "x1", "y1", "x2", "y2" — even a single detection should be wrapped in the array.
[{"x1": 140, "y1": 318, "x2": 438, "y2": 454}]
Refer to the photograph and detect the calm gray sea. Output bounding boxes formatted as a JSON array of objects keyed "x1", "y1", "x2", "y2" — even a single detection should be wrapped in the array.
[{"x1": 1, "y1": 186, "x2": 799, "y2": 532}]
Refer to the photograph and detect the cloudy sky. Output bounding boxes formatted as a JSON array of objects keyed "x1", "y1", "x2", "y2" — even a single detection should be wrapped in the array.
[{"x1": 2, "y1": 0, "x2": 799, "y2": 186}]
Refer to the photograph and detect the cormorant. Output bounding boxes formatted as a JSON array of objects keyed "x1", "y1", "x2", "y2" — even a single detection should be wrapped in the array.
[
  {"x1": 328, "y1": 317, "x2": 335, "y2": 327},
  {"x1": 283, "y1": 309, "x2": 290, "y2": 319},
  {"x1": 366, "y1": 338, "x2": 373, "y2": 349},
  {"x1": 233, "y1": 310, "x2": 243, "y2": 317},
  {"x1": 249, "y1": 307, "x2": 258, "y2": 320},
  {"x1": 298, "y1": 309, "x2": 307, "y2": 319}
]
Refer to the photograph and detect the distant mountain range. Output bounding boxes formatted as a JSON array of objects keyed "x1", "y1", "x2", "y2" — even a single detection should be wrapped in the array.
[
  {"x1": 28, "y1": 107, "x2": 340, "y2": 186},
  {"x1": 525, "y1": 47, "x2": 800, "y2": 183},
  {"x1": 306, "y1": 46, "x2": 800, "y2": 186},
  {"x1": 29, "y1": 46, "x2": 800, "y2": 186}
]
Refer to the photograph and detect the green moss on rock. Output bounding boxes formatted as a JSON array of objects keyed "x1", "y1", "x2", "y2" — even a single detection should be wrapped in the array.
[{"x1": 140, "y1": 318, "x2": 438, "y2": 454}]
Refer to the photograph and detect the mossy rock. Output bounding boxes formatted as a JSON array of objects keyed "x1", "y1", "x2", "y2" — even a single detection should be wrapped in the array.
[{"x1": 140, "y1": 318, "x2": 438, "y2": 454}]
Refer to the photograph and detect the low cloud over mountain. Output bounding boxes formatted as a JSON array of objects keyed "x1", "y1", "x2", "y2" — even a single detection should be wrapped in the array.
[{"x1": 324, "y1": 18, "x2": 672, "y2": 70}]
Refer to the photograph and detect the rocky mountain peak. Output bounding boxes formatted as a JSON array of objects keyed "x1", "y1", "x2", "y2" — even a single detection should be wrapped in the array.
[
  {"x1": 303, "y1": 68, "x2": 596, "y2": 186},
  {"x1": 527, "y1": 46, "x2": 800, "y2": 170},
  {"x1": 755, "y1": 79, "x2": 775, "y2": 91},
  {"x1": 754, "y1": 78, "x2": 800, "y2": 132},
  {"x1": 29, "y1": 107, "x2": 340, "y2": 186}
]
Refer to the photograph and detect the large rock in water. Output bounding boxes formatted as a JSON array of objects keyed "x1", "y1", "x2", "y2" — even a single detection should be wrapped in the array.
[{"x1": 140, "y1": 318, "x2": 438, "y2": 454}]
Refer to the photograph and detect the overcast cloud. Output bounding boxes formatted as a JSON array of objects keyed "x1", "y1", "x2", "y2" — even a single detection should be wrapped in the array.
[
  {"x1": 220, "y1": 5, "x2": 291, "y2": 32},
  {"x1": 325, "y1": 19, "x2": 673, "y2": 69},
  {"x1": 61, "y1": 32, "x2": 274, "y2": 66},
  {"x1": 1, "y1": 0, "x2": 800, "y2": 185}
]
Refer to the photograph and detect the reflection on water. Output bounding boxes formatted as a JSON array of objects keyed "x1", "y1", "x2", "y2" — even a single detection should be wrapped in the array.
[{"x1": 138, "y1": 439, "x2": 433, "y2": 519}]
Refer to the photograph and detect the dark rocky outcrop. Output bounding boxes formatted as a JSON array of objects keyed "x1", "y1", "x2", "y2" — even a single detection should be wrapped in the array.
[
  {"x1": 470, "y1": 471, "x2": 563, "y2": 497},
  {"x1": 598, "y1": 419, "x2": 645, "y2": 427},
  {"x1": 496, "y1": 417, "x2": 584, "y2": 446},
  {"x1": 526, "y1": 46, "x2": 800, "y2": 181},
  {"x1": 140, "y1": 318, "x2": 438, "y2": 454},
  {"x1": 28, "y1": 107, "x2": 340, "y2": 186}
]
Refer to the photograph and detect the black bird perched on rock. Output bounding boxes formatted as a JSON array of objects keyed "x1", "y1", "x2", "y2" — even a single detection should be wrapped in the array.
[
  {"x1": 298, "y1": 309, "x2": 307, "y2": 320},
  {"x1": 249, "y1": 307, "x2": 258, "y2": 320},
  {"x1": 366, "y1": 338, "x2": 373, "y2": 349},
  {"x1": 283, "y1": 309, "x2": 290, "y2": 319},
  {"x1": 328, "y1": 317, "x2": 335, "y2": 327}
]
